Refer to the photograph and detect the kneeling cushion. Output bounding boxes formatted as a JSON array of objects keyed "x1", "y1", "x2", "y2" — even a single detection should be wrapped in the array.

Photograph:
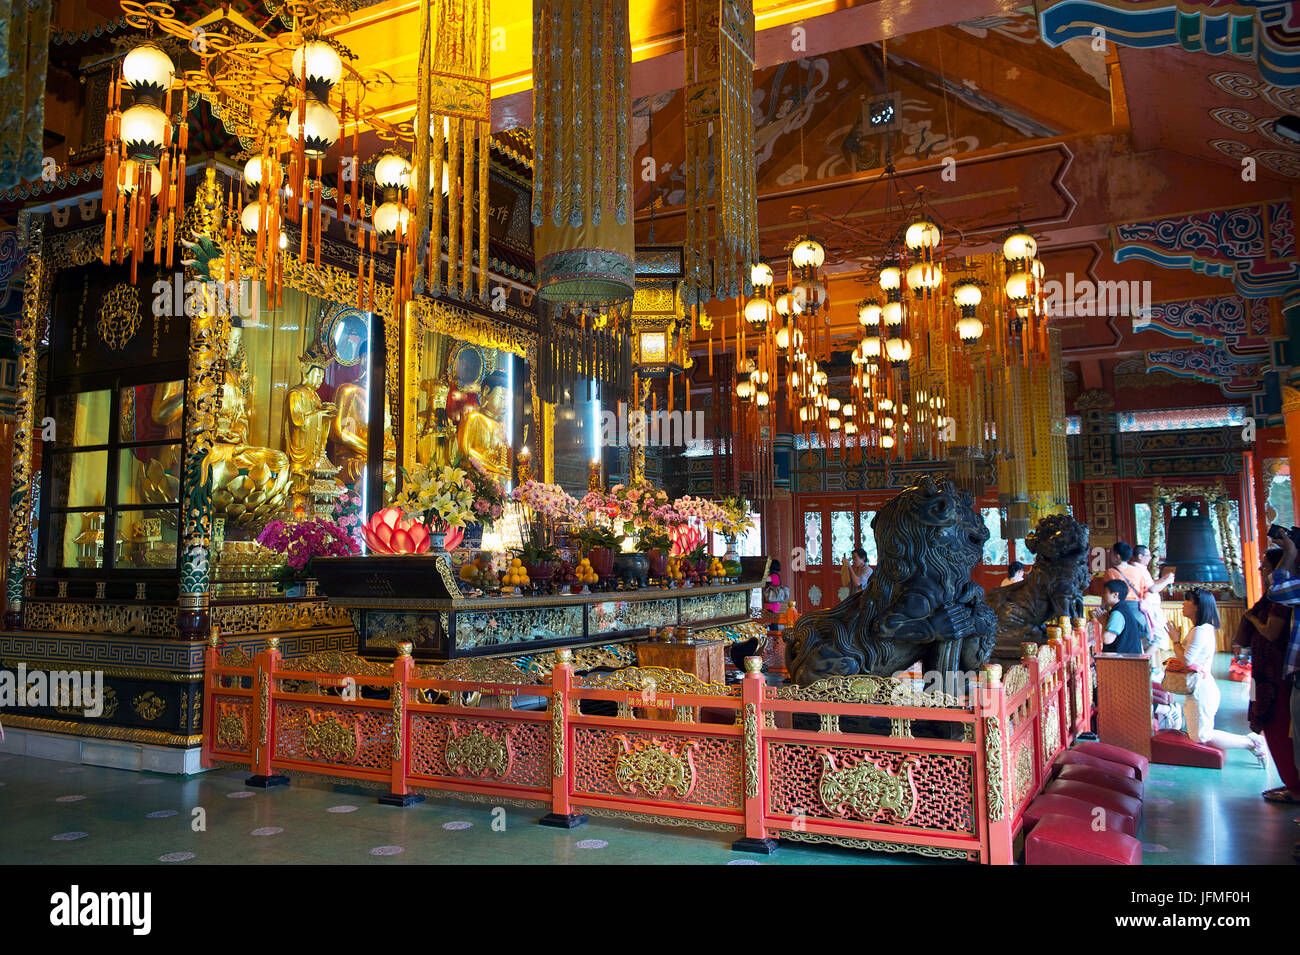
[
  {"x1": 1046, "y1": 779, "x2": 1143, "y2": 827},
  {"x1": 1022, "y1": 793, "x2": 1136, "y2": 837},
  {"x1": 1150, "y1": 729, "x2": 1226, "y2": 769},
  {"x1": 1055, "y1": 750, "x2": 1138, "y2": 779},
  {"x1": 1055, "y1": 764, "x2": 1144, "y2": 800},
  {"x1": 1072, "y1": 741, "x2": 1150, "y2": 779},
  {"x1": 1025, "y1": 813, "x2": 1142, "y2": 865}
]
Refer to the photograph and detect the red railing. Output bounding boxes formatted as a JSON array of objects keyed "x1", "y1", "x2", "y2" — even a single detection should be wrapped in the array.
[{"x1": 202, "y1": 623, "x2": 1093, "y2": 863}]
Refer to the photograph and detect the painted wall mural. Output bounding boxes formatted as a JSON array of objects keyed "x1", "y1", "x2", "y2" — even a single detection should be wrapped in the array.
[
  {"x1": 1040, "y1": 1, "x2": 1300, "y2": 89},
  {"x1": 1133, "y1": 295, "x2": 1271, "y2": 358},
  {"x1": 1111, "y1": 201, "x2": 1300, "y2": 298}
]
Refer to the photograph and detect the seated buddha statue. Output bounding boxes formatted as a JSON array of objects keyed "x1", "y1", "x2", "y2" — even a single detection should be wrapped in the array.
[
  {"x1": 147, "y1": 324, "x2": 291, "y2": 525},
  {"x1": 453, "y1": 369, "x2": 510, "y2": 477},
  {"x1": 282, "y1": 344, "x2": 337, "y2": 497},
  {"x1": 330, "y1": 358, "x2": 396, "y2": 487},
  {"x1": 208, "y1": 325, "x2": 292, "y2": 525}
]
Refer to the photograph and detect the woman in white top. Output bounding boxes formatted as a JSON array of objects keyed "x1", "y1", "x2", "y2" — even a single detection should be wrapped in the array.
[{"x1": 1176, "y1": 589, "x2": 1266, "y2": 762}]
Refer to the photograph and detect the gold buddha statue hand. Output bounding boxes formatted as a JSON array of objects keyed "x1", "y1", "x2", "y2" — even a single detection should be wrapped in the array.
[
  {"x1": 208, "y1": 325, "x2": 292, "y2": 525},
  {"x1": 283, "y1": 344, "x2": 337, "y2": 494},
  {"x1": 331, "y1": 379, "x2": 368, "y2": 484},
  {"x1": 453, "y1": 369, "x2": 510, "y2": 477}
]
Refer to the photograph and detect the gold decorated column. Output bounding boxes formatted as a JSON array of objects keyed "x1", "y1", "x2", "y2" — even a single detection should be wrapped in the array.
[{"x1": 3, "y1": 213, "x2": 43, "y2": 629}]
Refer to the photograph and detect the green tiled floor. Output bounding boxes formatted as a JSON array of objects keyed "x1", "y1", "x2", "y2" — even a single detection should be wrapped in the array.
[{"x1": 0, "y1": 653, "x2": 1293, "y2": 864}]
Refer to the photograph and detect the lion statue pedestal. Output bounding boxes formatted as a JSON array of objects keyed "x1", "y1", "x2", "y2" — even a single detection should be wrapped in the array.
[{"x1": 784, "y1": 475, "x2": 998, "y2": 691}]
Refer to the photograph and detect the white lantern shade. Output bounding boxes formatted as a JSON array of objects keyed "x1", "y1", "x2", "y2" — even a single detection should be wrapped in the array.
[
  {"x1": 243, "y1": 156, "x2": 271, "y2": 187},
  {"x1": 755, "y1": 390, "x2": 770, "y2": 408},
  {"x1": 1004, "y1": 270, "x2": 1033, "y2": 302},
  {"x1": 879, "y1": 263, "x2": 902, "y2": 292},
  {"x1": 239, "y1": 201, "x2": 265, "y2": 234},
  {"x1": 789, "y1": 371, "x2": 800, "y2": 389},
  {"x1": 882, "y1": 300, "x2": 903, "y2": 327},
  {"x1": 857, "y1": 299, "x2": 882, "y2": 327},
  {"x1": 774, "y1": 325, "x2": 803, "y2": 350},
  {"x1": 906, "y1": 261, "x2": 943, "y2": 291},
  {"x1": 904, "y1": 217, "x2": 942, "y2": 250},
  {"x1": 1031, "y1": 257, "x2": 1045, "y2": 280},
  {"x1": 860, "y1": 335, "x2": 881, "y2": 358},
  {"x1": 791, "y1": 237, "x2": 825, "y2": 270},
  {"x1": 813, "y1": 370, "x2": 828, "y2": 387},
  {"x1": 373, "y1": 200, "x2": 410, "y2": 238},
  {"x1": 792, "y1": 278, "x2": 826, "y2": 312},
  {"x1": 774, "y1": 290, "x2": 802, "y2": 317},
  {"x1": 828, "y1": 416, "x2": 841, "y2": 431},
  {"x1": 886, "y1": 336, "x2": 912, "y2": 363},
  {"x1": 844, "y1": 420, "x2": 858, "y2": 435},
  {"x1": 957, "y1": 315, "x2": 985, "y2": 343},
  {"x1": 122, "y1": 44, "x2": 175, "y2": 92},
  {"x1": 286, "y1": 99, "x2": 341, "y2": 157},
  {"x1": 751, "y1": 262, "x2": 773, "y2": 288},
  {"x1": 882, "y1": 416, "x2": 895, "y2": 429},
  {"x1": 120, "y1": 103, "x2": 168, "y2": 158},
  {"x1": 827, "y1": 397, "x2": 841, "y2": 413},
  {"x1": 736, "y1": 380, "x2": 754, "y2": 400},
  {"x1": 291, "y1": 40, "x2": 344, "y2": 90},
  {"x1": 953, "y1": 280, "x2": 982, "y2": 308},
  {"x1": 881, "y1": 433, "x2": 896, "y2": 449},
  {"x1": 744, "y1": 295, "x2": 775, "y2": 327},
  {"x1": 374, "y1": 153, "x2": 413, "y2": 190},
  {"x1": 1002, "y1": 230, "x2": 1037, "y2": 262}
]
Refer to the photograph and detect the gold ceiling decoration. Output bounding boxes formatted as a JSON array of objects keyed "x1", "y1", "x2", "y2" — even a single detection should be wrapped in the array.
[{"x1": 683, "y1": 0, "x2": 758, "y2": 307}]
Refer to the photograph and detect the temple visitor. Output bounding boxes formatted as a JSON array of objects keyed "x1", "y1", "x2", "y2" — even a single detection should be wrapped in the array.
[
  {"x1": 1133, "y1": 544, "x2": 1176, "y2": 645},
  {"x1": 999, "y1": 561, "x2": 1026, "y2": 587},
  {"x1": 1098, "y1": 579, "x2": 1148, "y2": 654},
  {"x1": 1253, "y1": 528, "x2": 1300, "y2": 861},
  {"x1": 1235, "y1": 548, "x2": 1300, "y2": 803},
  {"x1": 1166, "y1": 588, "x2": 1266, "y2": 763},
  {"x1": 841, "y1": 547, "x2": 872, "y2": 594}
]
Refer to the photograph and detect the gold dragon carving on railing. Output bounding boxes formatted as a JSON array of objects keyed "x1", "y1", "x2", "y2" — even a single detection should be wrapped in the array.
[
  {"x1": 613, "y1": 736, "x2": 698, "y2": 798},
  {"x1": 444, "y1": 723, "x2": 513, "y2": 778},
  {"x1": 582, "y1": 666, "x2": 738, "y2": 697},
  {"x1": 817, "y1": 752, "x2": 919, "y2": 822}
]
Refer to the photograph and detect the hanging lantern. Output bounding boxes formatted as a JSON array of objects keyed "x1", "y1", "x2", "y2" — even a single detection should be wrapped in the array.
[
  {"x1": 827, "y1": 397, "x2": 841, "y2": 413},
  {"x1": 291, "y1": 40, "x2": 344, "y2": 100},
  {"x1": 751, "y1": 262, "x2": 774, "y2": 288},
  {"x1": 857, "y1": 298, "x2": 882, "y2": 327},
  {"x1": 828, "y1": 416, "x2": 841, "y2": 431},
  {"x1": 879, "y1": 259, "x2": 902, "y2": 293},
  {"x1": 881, "y1": 433, "x2": 896, "y2": 449},
  {"x1": 119, "y1": 103, "x2": 168, "y2": 161},
  {"x1": 121, "y1": 43, "x2": 175, "y2": 95},
  {"x1": 755, "y1": 390, "x2": 771, "y2": 408},
  {"x1": 1004, "y1": 270, "x2": 1033, "y2": 302},
  {"x1": 859, "y1": 334, "x2": 881, "y2": 359},
  {"x1": 744, "y1": 295, "x2": 775, "y2": 330},
  {"x1": 904, "y1": 216, "x2": 942, "y2": 251},
  {"x1": 882, "y1": 300, "x2": 904, "y2": 328},
  {"x1": 1002, "y1": 229, "x2": 1037, "y2": 263},
  {"x1": 120, "y1": 159, "x2": 161, "y2": 197},
  {"x1": 286, "y1": 99, "x2": 340, "y2": 159},
  {"x1": 957, "y1": 315, "x2": 985, "y2": 344},
  {"x1": 736, "y1": 379, "x2": 755, "y2": 401},
  {"x1": 373, "y1": 201, "x2": 411, "y2": 239},
  {"x1": 793, "y1": 277, "x2": 827, "y2": 314},
  {"x1": 791, "y1": 235, "x2": 825, "y2": 271},
  {"x1": 774, "y1": 287, "x2": 802, "y2": 317},
  {"x1": 906, "y1": 260, "x2": 943, "y2": 293},
  {"x1": 374, "y1": 152, "x2": 413, "y2": 190},
  {"x1": 775, "y1": 325, "x2": 803, "y2": 350}
]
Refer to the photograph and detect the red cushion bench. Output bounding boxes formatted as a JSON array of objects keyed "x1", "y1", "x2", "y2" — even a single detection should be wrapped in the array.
[
  {"x1": 1045, "y1": 779, "x2": 1144, "y2": 827},
  {"x1": 1071, "y1": 741, "x2": 1150, "y2": 779},
  {"x1": 1025, "y1": 812, "x2": 1142, "y2": 865},
  {"x1": 1055, "y1": 750, "x2": 1138, "y2": 779},
  {"x1": 1150, "y1": 730, "x2": 1226, "y2": 769},
  {"x1": 1055, "y1": 764, "x2": 1144, "y2": 800},
  {"x1": 1022, "y1": 792, "x2": 1137, "y2": 837}
]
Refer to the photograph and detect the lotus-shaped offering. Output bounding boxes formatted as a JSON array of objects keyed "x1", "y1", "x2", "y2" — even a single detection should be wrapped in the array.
[{"x1": 363, "y1": 508, "x2": 431, "y2": 555}]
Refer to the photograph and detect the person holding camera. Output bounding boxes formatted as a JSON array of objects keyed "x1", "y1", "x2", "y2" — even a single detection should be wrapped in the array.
[{"x1": 840, "y1": 547, "x2": 872, "y2": 594}]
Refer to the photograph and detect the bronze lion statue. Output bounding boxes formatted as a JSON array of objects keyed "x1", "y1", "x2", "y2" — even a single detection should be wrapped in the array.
[
  {"x1": 785, "y1": 474, "x2": 998, "y2": 687},
  {"x1": 986, "y1": 512, "x2": 1090, "y2": 662}
]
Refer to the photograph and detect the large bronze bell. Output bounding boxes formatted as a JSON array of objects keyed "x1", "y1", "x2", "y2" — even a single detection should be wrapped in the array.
[{"x1": 1164, "y1": 500, "x2": 1230, "y2": 584}]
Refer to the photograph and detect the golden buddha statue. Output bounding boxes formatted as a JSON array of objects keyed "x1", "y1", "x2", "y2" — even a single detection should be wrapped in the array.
[
  {"x1": 209, "y1": 325, "x2": 292, "y2": 525},
  {"x1": 282, "y1": 344, "x2": 337, "y2": 497},
  {"x1": 453, "y1": 369, "x2": 510, "y2": 476},
  {"x1": 145, "y1": 324, "x2": 291, "y2": 525},
  {"x1": 330, "y1": 359, "x2": 397, "y2": 488}
]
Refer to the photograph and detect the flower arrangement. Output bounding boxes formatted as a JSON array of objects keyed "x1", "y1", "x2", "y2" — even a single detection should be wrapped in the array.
[
  {"x1": 670, "y1": 522, "x2": 708, "y2": 561},
  {"x1": 716, "y1": 495, "x2": 751, "y2": 537},
  {"x1": 394, "y1": 463, "x2": 477, "y2": 530},
  {"x1": 464, "y1": 459, "x2": 507, "y2": 528},
  {"x1": 571, "y1": 522, "x2": 625, "y2": 552},
  {"x1": 512, "y1": 480, "x2": 578, "y2": 521},
  {"x1": 333, "y1": 488, "x2": 366, "y2": 549},
  {"x1": 257, "y1": 517, "x2": 360, "y2": 577}
]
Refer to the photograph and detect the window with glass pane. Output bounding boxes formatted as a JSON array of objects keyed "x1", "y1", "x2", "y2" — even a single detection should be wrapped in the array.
[
  {"x1": 1012, "y1": 539, "x2": 1033, "y2": 565},
  {"x1": 44, "y1": 380, "x2": 184, "y2": 574},
  {"x1": 1134, "y1": 502, "x2": 1151, "y2": 552},
  {"x1": 982, "y1": 508, "x2": 1008, "y2": 566},
  {"x1": 830, "y1": 510, "x2": 855, "y2": 565},
  {"x1": 1268, "y1": 471, "x2": 1293, "y2": 527},
  {"x1": 804, "y1": 511, "x2": 823, "y2": 566},
  {"x1": 858, "y1": 511, "x2": 878, "y2": 564}
]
